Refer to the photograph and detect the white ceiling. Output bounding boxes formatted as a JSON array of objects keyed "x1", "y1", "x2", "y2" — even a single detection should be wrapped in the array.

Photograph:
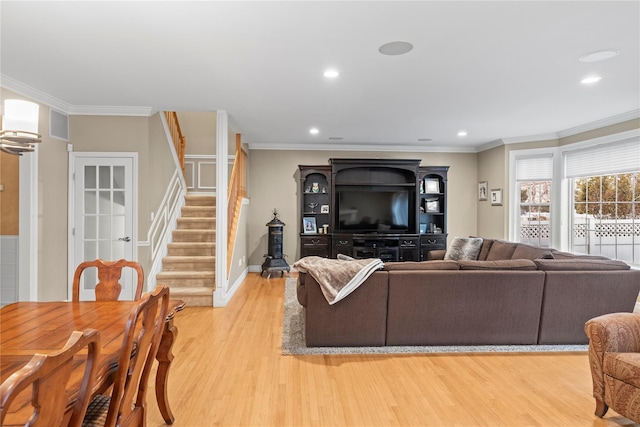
[{"x1": 1, "y1": 1, "x2": 639, "y2": 152}]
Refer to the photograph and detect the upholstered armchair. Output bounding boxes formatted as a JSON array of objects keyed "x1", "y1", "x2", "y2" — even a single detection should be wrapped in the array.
[{"x1": 584, "y1": 312, "x2": 640, "y2": 423}]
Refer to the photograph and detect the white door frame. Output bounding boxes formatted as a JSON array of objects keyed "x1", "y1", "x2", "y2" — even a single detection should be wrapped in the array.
[
  {"x1": 18, "y1": 148, "x2": 38, "y2": 301},
  {"x1": 67, "y1": 151, "x2": 138, "y2": 299}
]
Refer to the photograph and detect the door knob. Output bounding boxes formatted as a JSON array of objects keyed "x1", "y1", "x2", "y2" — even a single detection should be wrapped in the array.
[{"x1": 118, "y1": 236, "x2": 131, "y2": 242}]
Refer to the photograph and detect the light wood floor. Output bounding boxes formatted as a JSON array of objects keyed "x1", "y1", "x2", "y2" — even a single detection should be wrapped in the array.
[{"x1": 146, "y1": 273, "x2": 639, "y2": 427}]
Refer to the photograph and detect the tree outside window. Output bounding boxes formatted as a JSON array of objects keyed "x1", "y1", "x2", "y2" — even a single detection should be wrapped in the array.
[{"x1": 572, "y1": 172, "x2": 640, "y2": 263}]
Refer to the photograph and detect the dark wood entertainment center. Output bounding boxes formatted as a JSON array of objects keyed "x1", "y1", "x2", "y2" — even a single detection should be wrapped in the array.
[{"x1": 299, "y1": 158, "x2": 448, "y2": 261}]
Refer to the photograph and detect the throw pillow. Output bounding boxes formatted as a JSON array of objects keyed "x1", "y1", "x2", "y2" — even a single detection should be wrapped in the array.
[{"x1": 444, "y1": 237, "x2": 483, "y2": 261}]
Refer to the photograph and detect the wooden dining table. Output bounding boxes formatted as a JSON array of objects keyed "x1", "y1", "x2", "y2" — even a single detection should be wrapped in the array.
[{"x1": 0, "y1": 299, "x2": 185, "y2": 425}]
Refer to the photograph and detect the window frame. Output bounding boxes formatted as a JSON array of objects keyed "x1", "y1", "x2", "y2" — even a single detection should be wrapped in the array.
[
  {"x1": 508, "y1": 128, "x2": 640, "y2": 265},
  {"x1": 508, "y1": 147, "x2": 562, "y2": 249}
]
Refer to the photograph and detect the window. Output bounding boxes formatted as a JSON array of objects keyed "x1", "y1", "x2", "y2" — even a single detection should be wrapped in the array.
[
  {"x1": 519, "y1": 180, "x2": 552, "y2": 247},
  {"x1": 509, "y1": 132, "x2": 640, "y2": 265},
  {"x1": 512, "y1": 154, "x2": 555, "y2": 247},
  {"x1": 564, "y1": 136, "x2": 640, "y2": 265},
  {"x1": 570, "y1": 172, "x2": 640, "y2": 264}
]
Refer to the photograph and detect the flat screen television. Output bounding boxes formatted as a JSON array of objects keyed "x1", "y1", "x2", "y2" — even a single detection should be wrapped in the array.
[{"x1": 335, "y1": 187, "x2": 414, "y2": 233}]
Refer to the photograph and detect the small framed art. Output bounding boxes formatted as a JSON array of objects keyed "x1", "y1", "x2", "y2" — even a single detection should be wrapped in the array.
[
  {"x1": 424, "y1": 178, "x2": 440, "y2": 194},
  {"x1": 320, "y1": 204, "x2": 329, "y2": 213},
  {"x1": 303, "y1": 217, "x2": 317, "y2": 233},
  {"x1": 425, "y1": 199, "x2": 440, "y2": 213},
  {"x1": 478, "y1": 181, "x2": 488, "y2": 201},
  {"x1": 490, "y1": 189, "x2": 503, "y2": 206}
]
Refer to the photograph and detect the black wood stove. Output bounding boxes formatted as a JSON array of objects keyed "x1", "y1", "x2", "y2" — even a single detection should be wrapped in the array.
[{"x1": 261, "y1": 209, "x2": 290, "y2": 278}]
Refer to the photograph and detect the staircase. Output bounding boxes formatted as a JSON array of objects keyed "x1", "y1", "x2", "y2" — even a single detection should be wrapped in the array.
[{"x1": 156, "y1": 195, "x2": 216, "y2": 306}]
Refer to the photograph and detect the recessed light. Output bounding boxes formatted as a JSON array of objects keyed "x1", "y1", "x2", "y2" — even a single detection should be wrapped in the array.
[
  {"x1": 417, "y1": 138, "x2": 432, "y2": 142},
  {"x1": 457, "y1": 131, "x2": 467, "y2": 137},
  {"x1": 323, "y1": 69, "x2": 340, "y2": 78},
  {"x1": 328, "y1": 136, "x2": 343, "y2": 140},
  {"x1": 581, "y1": 75, "x2": 602, "y2": 85},
  {"x1": 378, "y1": 41, "x2": 413, "y2": 56},
  {"x1": 309, "y1": 128, "x2": 319, "y2": 135},
  {"x1": 579, "y1": 50, "x2": 619, "y2": 63}
]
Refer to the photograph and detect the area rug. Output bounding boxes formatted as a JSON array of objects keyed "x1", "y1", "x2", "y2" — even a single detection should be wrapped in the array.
[{"x1": 281, "y1": 278, "x2": 588, "y2": 355}]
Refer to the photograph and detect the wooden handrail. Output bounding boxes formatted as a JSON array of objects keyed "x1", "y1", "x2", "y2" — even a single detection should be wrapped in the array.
[
  {"x1": 164, "y1": 112, "x2": 186, "y2": 177},
  {"x1": 227, "y1": 133, "x2": 247, "y2": 275}
]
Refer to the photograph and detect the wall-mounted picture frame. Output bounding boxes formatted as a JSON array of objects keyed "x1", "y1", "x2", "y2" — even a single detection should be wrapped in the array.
[
  {"x1": 478, "y1": 181, "x2": 488, "y2": 201},
  {"x1": 425, "y1": 199, "x2": 440, "y2": 213},
  {"x1": 320, "y1": 204, "x2": 329, "y2": 213},
  {"x1": 491, "y1": 188, "x2": 503, "y2": 206},
  {"x1": 424, "y1": 178, "x2": 440, "y2": 194},
  {"x1": 303, "y1": 217, "x2": 317, "y2": 233}
]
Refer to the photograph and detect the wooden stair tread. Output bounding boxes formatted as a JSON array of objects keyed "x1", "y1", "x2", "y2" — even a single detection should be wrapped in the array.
[
  {"x1": 168, "y1": 287, "x2": 214, "y2": 295},
  {"x1": 157, "y1": 271, "x2": 215, "y2": 278}
]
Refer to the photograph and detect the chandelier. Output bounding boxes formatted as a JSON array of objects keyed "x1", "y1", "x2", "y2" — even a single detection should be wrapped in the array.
[{"x1": 0, "y1": 99, "x2": 42, "y2": 156}]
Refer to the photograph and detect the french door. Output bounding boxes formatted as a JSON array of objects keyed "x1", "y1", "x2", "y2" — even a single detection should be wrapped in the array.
[{"x1": 70, "y1": 154, "x2": 136, "y2": 300}]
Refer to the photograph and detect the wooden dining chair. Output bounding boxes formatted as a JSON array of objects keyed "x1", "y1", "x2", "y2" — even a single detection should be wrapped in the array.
[
  {"x1": 82, "y1": 285, "x2": 170, "y2": 427},
  {"x1": 0, "y1": 329, "x2": 101, "y2": 427},
  {"x1": 72, "y1": 259, "x2": 145, "y2": 301}
]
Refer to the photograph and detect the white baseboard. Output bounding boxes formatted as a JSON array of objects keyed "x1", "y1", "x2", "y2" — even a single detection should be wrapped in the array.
[{"x1": 214, "y1": 268, "x2": 248, "y2": 307}]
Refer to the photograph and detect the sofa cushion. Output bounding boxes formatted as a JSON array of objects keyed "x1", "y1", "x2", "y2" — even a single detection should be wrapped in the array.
[
  {"x1": 444, "y1": 237, "x2": 483, "y2": 261},
  {"x1": 511, "y1": 244, "x2": 555, "y2": 260},
  {"x1": 383, "y1": 260, "x2": 460, "y2": 271},
  {"x1": 476, "y1": 239, "x2": 494, "y2": 261},
  {"x1": 485, "y1": 240, "x2": 519, "y2": 260},
  {"x1": 550, "y1": 251, "x2": 611, "y2": 260},
  {"x1": 458, "y1": 259, "x2": 537, "y2": 270},
  {"x1": 426, "y1": 250, "x2": 446, "y2": 260},
  {"x1": 534, "y1": 259, "x2": 630, "y2": 271}
]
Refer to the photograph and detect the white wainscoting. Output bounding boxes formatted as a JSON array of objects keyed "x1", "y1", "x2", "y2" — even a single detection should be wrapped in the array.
[
  {"x1": 184, "y1": 155, "x2": 235, "y2": 194},
  {"x1": 140, "y1": 170, "x2": 186, "y2": 290},
  {"x1": 0, "y1": 236, "x2": 19, "y2": 305}
]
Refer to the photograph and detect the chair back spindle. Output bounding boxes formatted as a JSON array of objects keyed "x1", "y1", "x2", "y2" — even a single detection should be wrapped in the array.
[{"x1": 72, "y1": 259, "x2": 144, "y2": 301}]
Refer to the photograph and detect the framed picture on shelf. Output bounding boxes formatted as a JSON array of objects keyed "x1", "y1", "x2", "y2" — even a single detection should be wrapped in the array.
[
  {"x1": 424, "y1": 178, "x2": 440, "y2": 193},
  {"x1": 490, "y1": 189, "x2": 503, "y2": 206},
  {"x1": 320, "y1": 204, "x2": 329, "y2": 213},
  {"x1": 303, "y1": 217, "x2": 317, "y2": 233},
  {"x1": 425, "y1": 199, "x2": 440, "y2": 213},
  {"x1": 419, "y1": 223, "x2": 427, "y2": 234},
  {"x1": 478, "y1": 181, "x2": 488, "y2": 201}
]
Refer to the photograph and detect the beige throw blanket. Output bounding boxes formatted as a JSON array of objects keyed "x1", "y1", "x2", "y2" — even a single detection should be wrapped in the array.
[{"x1": 293, "y1": 256, "x2": 384, "y2": 305}]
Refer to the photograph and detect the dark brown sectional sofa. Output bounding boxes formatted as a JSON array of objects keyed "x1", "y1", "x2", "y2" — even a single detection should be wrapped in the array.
[{"x1": 296, "y1": 239, "x2": 640, "y2": 347}]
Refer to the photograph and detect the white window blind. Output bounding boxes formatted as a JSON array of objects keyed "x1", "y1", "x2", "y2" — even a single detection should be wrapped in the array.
[
  {"x1": 516, "y1": 155, "x2": 553, "y2": 181},
  {"x1": 565, "y1": 138, "x2": 640, "y2": 178}
]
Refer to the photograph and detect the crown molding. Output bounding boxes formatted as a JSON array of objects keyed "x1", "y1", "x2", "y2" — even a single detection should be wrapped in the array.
[
  {"x1": 3, "y1": 74, "x2": 638, "y2": 142},
  {"x1": 556, "y1": 109, "x2": 640, "y2": 138},
  {"x1": 1, "y1": 74, "x2": 73, "y2": 113},
  {"x1": 476, "y1": 110, "x2": 640, "y2": 153},
  {"x1": 477, "y1": 133, "x2": 559, "y2": 152},
  {"x1": 248, "y1": 141, "x2": 478, "y2": 153},
  {"x1": 1, "y1": 74, "x2": 153, "y2": 116},
  {"x1": 69, "y1": 105, "x2": 153, "y2": 116}
]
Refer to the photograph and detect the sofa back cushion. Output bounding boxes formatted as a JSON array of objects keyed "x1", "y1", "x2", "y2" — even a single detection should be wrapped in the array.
[
  {"x1": 534, "y1": 259, "x2": 630, "y2": 271},
  {"x1": 485, "y1": 240, "x2": 519, "y2": 260},
  {"x1": 383, "y1": 260, "x2": 460, "y2": 271},
  {"x1": 511, "y1": 244, "x2": 555, "y2": 261},
  {"x1": 458, "y1": 259, "x2": 537, "y2": 270},
  {"x1": 550, "y1": 251, "x2": 611, "y2": 260},
  {"x1": 476, "y1": 239, "x2": 494, "y2": 261},
  {"x1": 444, "y1": 237, "x2": 483, "y2": 261}
]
